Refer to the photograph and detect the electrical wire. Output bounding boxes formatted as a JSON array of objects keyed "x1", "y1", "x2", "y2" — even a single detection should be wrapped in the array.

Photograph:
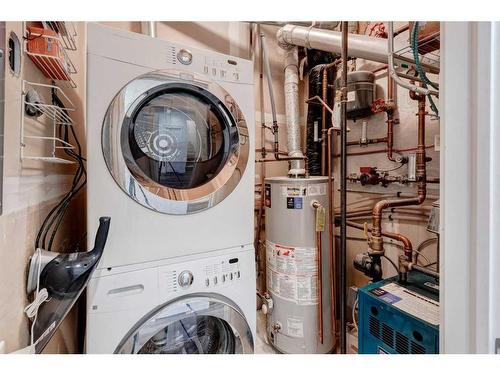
[
  {"x1": 377, "y1": 162, "x2": 405, "y2": 173},
  {"x1": 382, "y1": 254, "x2": 399, "y2": 273},
  {"x1": 34, "y1": 88, "x2": 86, "y2": 252},
  {"x1": 352, "y1": 295, "x2": 359, "y2": 332}
]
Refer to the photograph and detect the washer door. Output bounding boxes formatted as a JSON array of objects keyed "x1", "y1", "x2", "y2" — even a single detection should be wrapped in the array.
[
  {"x1": 114, "y1": 293, "x2": 254, "y2": 354},
  {"x1": 102, "y1": 70, "x2": 249, "y2": 215}
]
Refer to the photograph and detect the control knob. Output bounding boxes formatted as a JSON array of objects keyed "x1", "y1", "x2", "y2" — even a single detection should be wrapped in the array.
[{"x1": 178, "y1": 270, "x2": 194, "y2": 288}]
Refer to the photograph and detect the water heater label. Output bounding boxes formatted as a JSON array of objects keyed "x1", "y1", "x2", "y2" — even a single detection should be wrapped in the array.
[
  {"x1": 281, "y1": 184, "x2": 326, "y2": 197},
  {"x1": 287, "y1": 197, "x2": 303, "y2": 209},
  {"x1": 287, "y1": 317, "x2": 304, "y2": 338},
  {"x1": 266, "y1": 241, "x2": 318, "y2": 305},
  {"x1": 281, "y1": 186, "x2": 307, "y2": 197},
  {"x1": 307, "y1": 183, "x2": 327, "y2": 196},
  {"x1": 264, "y1": 183, "x2": 272, "y2": 207}
]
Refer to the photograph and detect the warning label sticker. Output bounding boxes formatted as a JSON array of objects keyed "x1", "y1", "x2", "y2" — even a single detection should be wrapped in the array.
[
  {"x1": 266, "y1": 241, "x2": 318, "y2": 305},
  {"x1": 307, "y1": 183, "x2": 327, "y2": 197},
  {"x1": 379, "y1": 282, "x2": 440, "y2": 326},
  {"x1": 280, "y1": 184, "x2": 326, "y2": 198},
  {"x1": 281, "y1": 186, "x2": 307, "y2": 197},
  {"x1": 287, "y1": 317, "x2": 304, "y2": 338}
]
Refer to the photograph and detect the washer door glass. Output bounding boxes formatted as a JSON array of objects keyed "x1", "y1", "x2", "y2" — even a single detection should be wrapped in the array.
[
  {"x1": 102, "y1": 71, "x2": 249, "y2": 215},
  {"x1": 114, "y1": 294, "x2": 254, "y2": 354}
]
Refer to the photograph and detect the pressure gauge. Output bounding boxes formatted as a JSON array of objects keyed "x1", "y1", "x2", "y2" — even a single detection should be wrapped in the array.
[
  {"x1": 178, "y1": 270, "x2": 194, "y2": 288},
  {"x1": 177, "y1": 48, "x2": 193, "y2": 65}
]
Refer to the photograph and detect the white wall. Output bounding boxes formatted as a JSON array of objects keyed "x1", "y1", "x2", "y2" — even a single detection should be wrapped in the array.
[
  {"x1": 441, "y1": 21, "x2": 500, "y2": 354},
  {"x1": 0, "y1": 22, "x2": 86, "y2": 353}
]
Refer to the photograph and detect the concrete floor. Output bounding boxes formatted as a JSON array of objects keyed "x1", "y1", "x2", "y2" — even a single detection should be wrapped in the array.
[{"x1": 255, "y1": 310, "x2": 278, "y2": 354}]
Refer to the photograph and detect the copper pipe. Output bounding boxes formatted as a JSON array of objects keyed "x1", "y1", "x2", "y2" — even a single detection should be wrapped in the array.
[
  {"x1": 316, "y1": 230, "x2": 324, "y2": 344},
  {"x1": 326, "y1": 127, "x2": 336, "y2": 337},
  {"x1": 321, "y1": 60, "x2": 340, "y2": 175},
  {"x1": 347, "y1": 137, "x2": 387, "y2": 147},
  {"x1": 346, "y1": 220, "x2": 413, "y2": 259},
  {"x1": 312, "y1": 202, "x2": 324, "y2": 344},
  {"x1": 333, "y1": 144, "x2": 433, "y2": 158},
  {"x1": 386, "y1": 74, "x2": 396, "y2": 162},
  {"x1": 256, "y1": 148, "x2": 289, "y2": 156},
  {"x1": 369, "y1": 91, "x2": 427, "y2": 260},
  {"x1": 256, "y1": 24, "x2": 267, "y2": 294}
]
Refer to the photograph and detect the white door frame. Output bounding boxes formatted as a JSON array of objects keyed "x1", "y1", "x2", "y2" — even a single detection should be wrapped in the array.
[{"x1": 441, "y1": 21, "x2": 500, "y2": 353}]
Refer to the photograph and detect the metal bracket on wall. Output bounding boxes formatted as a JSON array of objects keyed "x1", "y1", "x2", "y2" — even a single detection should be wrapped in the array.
[{"x1": 20, "y1": 81, "x2": 76, "y2": 165}]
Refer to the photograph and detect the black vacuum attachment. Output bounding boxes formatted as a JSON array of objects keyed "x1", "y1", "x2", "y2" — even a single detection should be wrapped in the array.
[{"x1": 29, "y1": 217, "x2": 110, "y2": 353}]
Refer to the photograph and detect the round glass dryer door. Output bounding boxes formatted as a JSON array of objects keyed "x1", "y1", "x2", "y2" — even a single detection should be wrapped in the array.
[
  {"x1": 114, "y1": 294, "x2": 254, "y2": 354},
  {"x1": 102, "y1": 71, "x2": 249, "y2": 215}
]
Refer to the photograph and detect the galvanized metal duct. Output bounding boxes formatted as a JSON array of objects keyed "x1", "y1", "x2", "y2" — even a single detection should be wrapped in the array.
[
  {"x1": 283, "y1": 46, "x2": 306, "y2": 176},
  {"x1": 277, "y1": 24, "x2": 388, "y2": 64}
]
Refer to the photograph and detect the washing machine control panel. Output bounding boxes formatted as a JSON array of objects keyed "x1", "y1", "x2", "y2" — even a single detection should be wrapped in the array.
[
  {"x1": 158, "y1": 255, "x2": 243, "y2": 296},
  {"x1": 203, "y1": 257, "x2": 241, "y2": 288}
]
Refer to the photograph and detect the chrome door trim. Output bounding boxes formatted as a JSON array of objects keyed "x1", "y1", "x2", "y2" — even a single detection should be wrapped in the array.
[
  {"x1": 114, "y1": 293, "x2": 254, "y2": 354},
  {"x1": 102, "y1": 70, "x2": 249, "y2": 215}
]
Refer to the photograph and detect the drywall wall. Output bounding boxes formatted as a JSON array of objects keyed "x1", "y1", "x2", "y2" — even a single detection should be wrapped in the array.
[{"x1": 0, "y1": 21, "x2": 86, "y2": 353}]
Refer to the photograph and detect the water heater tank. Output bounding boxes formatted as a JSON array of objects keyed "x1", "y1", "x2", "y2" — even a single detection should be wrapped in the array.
[{"x1": 264, "y1": 176, "x2": 335, "y2": 353}]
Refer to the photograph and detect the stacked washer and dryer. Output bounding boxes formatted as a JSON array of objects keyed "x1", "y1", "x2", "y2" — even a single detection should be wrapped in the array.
[{"x1": 85, "y1": 23, "x2": 255, "y2": 354}]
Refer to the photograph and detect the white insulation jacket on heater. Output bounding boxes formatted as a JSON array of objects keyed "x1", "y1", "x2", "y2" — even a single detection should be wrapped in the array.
[{"x1": 283, "y1": 46, "x2": 306, "y2": 176}]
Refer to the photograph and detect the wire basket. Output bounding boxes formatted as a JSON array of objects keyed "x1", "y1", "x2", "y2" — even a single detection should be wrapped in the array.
[{"x1": 25, "y1": 26, "x2": 77, "y2": 88}]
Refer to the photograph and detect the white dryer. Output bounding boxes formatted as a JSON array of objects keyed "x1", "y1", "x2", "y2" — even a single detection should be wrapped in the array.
[
  {"x1": 86, "y1": 246, "x2": 255, "y2": 354},
  {"x1": 86, "y1": 23, "x2": 255, "y2": 269}
]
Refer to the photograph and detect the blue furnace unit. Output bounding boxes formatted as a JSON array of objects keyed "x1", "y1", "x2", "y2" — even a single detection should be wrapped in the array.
[{"x1": 358, "y1": 272, "x2": 439, "y2": 354}]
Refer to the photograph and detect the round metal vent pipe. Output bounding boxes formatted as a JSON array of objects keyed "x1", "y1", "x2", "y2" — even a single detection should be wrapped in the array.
[{"x1": 277, "y1": 24, "x2": 388, "y2": 64}]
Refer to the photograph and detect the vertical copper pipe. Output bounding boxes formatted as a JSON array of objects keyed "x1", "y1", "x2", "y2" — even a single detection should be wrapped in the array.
[
  {"x1": 312, "y1": 201, "x2": 324, "y2": 344},
  {"x1": 339, "y1": 21, "x2": 348, "y2": 355},
  {"x1": 326, "y1": 127, "x2": 336, "y2": 339},
  {"x1": 370, "y1": 92, "x2": 427, "y2": 260},
  {"x1": 321, "y1": 60, "x2": 340, "y2": 175},
  {"x1": 256, "y1": 25, "x2": 267, "y2": 294},
  {"x1": 386, "y1": 74, "x2": 396, "y2": 162},
  {"x1": 316, "y1": 230, "x2": 324, "y2": 344}
]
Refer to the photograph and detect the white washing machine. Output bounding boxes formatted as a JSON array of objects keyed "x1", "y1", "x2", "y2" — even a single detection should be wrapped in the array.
[
  {"x1": 86, "y1": 23, "x2": 255, "y2": 269},
  {"x1": 86, "y1": 246, "x2": 256, "y2": 353}
]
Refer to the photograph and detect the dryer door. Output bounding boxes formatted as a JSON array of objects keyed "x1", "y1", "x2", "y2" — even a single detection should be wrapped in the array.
[
  {"x1": 102, "y1": 70, "x2": 249, "y2": 215},
  {"x1": 114, "y1": 293, "x2": 254, "y2": 354}
]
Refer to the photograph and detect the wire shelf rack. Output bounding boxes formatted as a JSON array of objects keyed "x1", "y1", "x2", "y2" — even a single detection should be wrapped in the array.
[
  {"x1": 21, "y1": 81, "x2": 76, "y2": 165},
  {"x1": 393, "y1": 30, "x2": 440, "y2": 72},
  {"x1": 43, "y1": 21, "x2": 78, "y2": 51},
  {"x1": 24, "y1": 26, "x2": 77, "y2": 88}
]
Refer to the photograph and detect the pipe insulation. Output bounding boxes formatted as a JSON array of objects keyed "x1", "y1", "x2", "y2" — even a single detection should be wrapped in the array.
[{"x1": 283, "y1": 46, "x2": 306, "y2": 176}]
